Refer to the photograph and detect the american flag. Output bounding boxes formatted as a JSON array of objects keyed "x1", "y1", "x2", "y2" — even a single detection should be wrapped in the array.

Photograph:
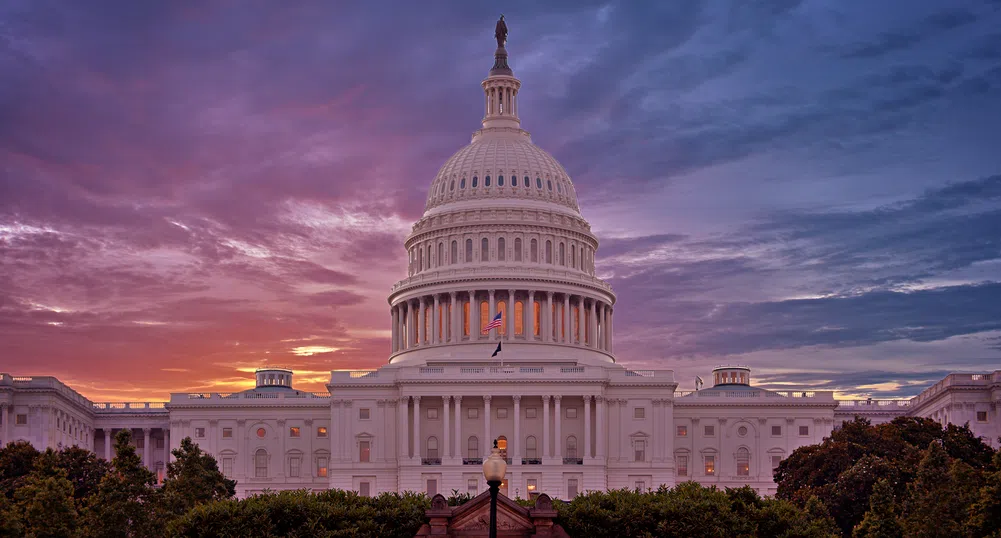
[{"x1": 482, "y1": 312, "x2": 503, "y2": 333}]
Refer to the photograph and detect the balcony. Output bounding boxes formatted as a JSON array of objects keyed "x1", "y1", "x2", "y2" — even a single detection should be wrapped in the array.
[
  {"x1": 522, "y1": 458, "x2": 542, "y2": 465},
  {"x1": 462, "y1": 458, "x2": 483, "y2": 465},
  {"x1": 421, "y1": 458, "x2": 442, "y2": 466},
  {"x1": 563, "y1": 457, "x2": 583, "y2": 465}
]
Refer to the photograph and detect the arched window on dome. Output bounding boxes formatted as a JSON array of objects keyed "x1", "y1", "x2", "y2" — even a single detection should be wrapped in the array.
[
  {"x1": 481, "y1": 238, "x2": 489, "y2": 261},
  {"x1": 536, "y1": 177, "x2": 542, "y2": 189},
  {"x1": 533, "y1": 301, "x2": 541, "y2": 336},
  {"x1": 485, "y1": 175, "x2": 491, "y2": 187},
  {"x1": 531, "y1": 239, "x2": 538, "y2": 262},
  {"x1": 418, "y1": 248, "x2": 423, "y2": 273},
  {"x1": 559, "y1": 242, "x2": 566, "y2": 266},
  {"x1": 460, "y1": 177, "x2": 466, "y2": 189},
  {"x1": 451, "y1": 241, "x2": 457, "y2": 265},
  {"x1": 736, "y1": 447, "x2": 750, "y2": 476},
  {"x1": 514, "y1": 238, "x2": 522, "y2": 261},
  {"x1": 498, "y1": 237, "x2": 505, "y2": 261},
  {"x1": 450, "y1": 180, "x2": 455, "y2": 191},
  {"x1": 524, "y1": 176, "x2": 530, "y2": 187},
  {"x1": 571, "y1": 244, "x2": 577, "y2": 268},
  {"x1": 514, "y1": 300, "x2": 524, "y2": 335},
  {"x1": 465, "y1": 239, "x2": 473, "y2": 262},
  {"x1": 545, "y1": 241, "x2": 552, "y2": 264},
  {"x1": 472, "y1": 176, "x2": 478, "y2": 188},
  {"x1": 427, "y1": 245, "x2": 432, "y2": 270},
  {"x1": 557, "y1": 182, "x2": 562, "y2": 194},
  {"x1": 437, "y1": 242, "x2": 444, "y2": 267},
  {"x1": 547, "y1": 180, "x2": 553, "y2": 191},
  {"x1": 498, "y1": 175, "x2": 504, "y2": 186}
]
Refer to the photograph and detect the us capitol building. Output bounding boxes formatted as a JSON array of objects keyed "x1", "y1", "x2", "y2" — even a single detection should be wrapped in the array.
[{"x1": 2, "y1": 23, "x2": 998, "y2": 500}]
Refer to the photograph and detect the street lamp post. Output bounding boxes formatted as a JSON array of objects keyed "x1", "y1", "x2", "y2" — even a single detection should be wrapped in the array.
[{"x1": 482, "y1": 439, "x2": 507, "y2": 538}]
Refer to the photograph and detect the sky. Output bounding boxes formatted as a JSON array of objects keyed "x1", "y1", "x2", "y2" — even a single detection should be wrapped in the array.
[{"x1": 1, "y1": 0, "x2": 1000, "y2": 401}]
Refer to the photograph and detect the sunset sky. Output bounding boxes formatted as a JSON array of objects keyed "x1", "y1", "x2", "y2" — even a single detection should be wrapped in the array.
[{"x1": 2, "y1": 0, "x2": 1000, "y2": 401}]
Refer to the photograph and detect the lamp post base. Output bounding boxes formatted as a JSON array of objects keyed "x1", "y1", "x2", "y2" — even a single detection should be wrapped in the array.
[{"x1": 487, "y1": 479, "x2": 501, "y2": 538}]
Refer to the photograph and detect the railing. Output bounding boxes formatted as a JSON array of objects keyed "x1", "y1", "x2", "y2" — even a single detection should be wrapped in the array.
[
  {"x1": 625, "y1": 370, "x2": 654, "y2": 377},
  {"x1": 836, "y1": 399, "x2": 911, "y2": 408},
  {"x1": 421, "y1": 458, "x2": 442, "y2": 466},
  {"x1": 92, "y1": 402, "x2": 168, "y2": 413},
  {"x1": 390, "y1": 267, "x2": 615, "y2": 294},
  {"x1": 420, "y1": 367, "x2": 445, "y2": 375},
  {"x1": 910, "y1": 372, "x2": 1000, "y2": 407},
  {"x1": 563, "y1": 457, "x2": 583, "y2": 465},
  {"x1": 171, "y1": 391, "x2": 330, "y2": 402},
  {"x1": 463, "y1": 458, "x2": 483, "y2": 465},
  {"x1": 560, "y1": 367, "x2": 584, "y2": 374},
  {"x1": 460, "y1": 367, "x2": 485, "y2": 374},
  {"x1": 519, "y1": 367, "x2": 544, "y2": 374},
  {"x1": 675, "y1": 389, "x2": 834, "y2": 401},
  {"x1": 522, "y1": 458, "x2": 542, "y2": 465}
]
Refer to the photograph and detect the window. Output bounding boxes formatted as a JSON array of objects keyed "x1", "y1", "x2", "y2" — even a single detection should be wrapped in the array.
[
  {"x1": 359, "y1": 441, "x2": 371, "y2": 462},
  {"x1": 497, "y1": 408, "x2": 508, "y2": 419},
  {"x1": 317, "y1": 427, "x2": 328, "y2": 438},
  {"x1": 289, "y1": 455, "x2": 301, "y2": 477},
  {"x1": 557, "y1": 182, "x2": 563, "y2": 193},
  {"x1": 485, "y1": 175, "x2": 491, "y2": 187},
  {"x1": 156, "y1": 438, "x2": 164, "y2": 448},
  {"x1": 634, "y1": 440, "x2": 646, "y2": 462},
  {"x1": 472, "y1": 176, "x2": 478, "y2": 188},
  {"x1": 256, "y1": 427, "x2": 266, "y2": 438},
  {"x1": 524, "y1": 176, "x2": 530, "y2": 187},
  {"x1": 359, "y1": 481, "x2": 370, "y2": 497},
  {"x1": 222, "y1": 428, "x2": 233, "y2": 438},
  {"x1": 771, "y1": 425, "x2": 782, "y2": 436},
  {"x1": 427, "y1": 437, "x2": 439, "y2": 459},
  {"x1": 514, "y1": 238, "x2": 522, "y2": 261},
  {"x1": 426, "y1": 479, "x2": 438, "y2": 496},
  {"x1": 977, "y1": 411, "x2": 988, "y2": 422},
  {"x1": 525, "y1": 407, "x2": 537, "y2": 419},
  {"x1": 566, "y1": 436, "x2": 578, "y2": 458},
  {"x1": 704, "y1": 456, "x2": 715, "y2": 476},
  {"x1": 460, "y1": 177, "x2": 466, "y2": 189},
  {"x1": 427, "y1": 408, "x2": 439, "y2": 420},
  {"x1": 567, "y1": 478, "x2": 579, "y2": 498},
  {"x1": 498, "y1": 237, "x2": 506, "y2": 261},
  {"x1": 527, "y1": 478, "x2": 539, "y2": 497},
  {"x1": 195, "y1": 427, "x2": 205, "y2": 438},
  {"x1": 437, "y1": 242, "x2": 443, "y2": 266},
  {"x1": 468, "y1": 436, "x2": 479, "y2": 459},
  {"x1": 736, "y1": 448, "x2": 750, "y2": 476},
  {"x1": 677, "y1": 456, "x2": 688, "y2": 476},
  {"x1": 498, "y1": 175, "x2": 504, "y2": 186},
  {"x1": 467, "y1": 478, "x2": 478, "y2": 494},
  {"x1": 289, "y1": 427, "x2": 301, "y2": 438},
  {"x1": 634, "y1": 408, "x2": 645, "y2": 419},
  {"x1": 497, "y1": 436, "x2": 508, "y2": 459},
  {"x1": 536, "y1": 177, "x2": 542, "y2": 189},
  {"x1": 545, "y1": 240, "x2": 553, "y2": 263},
  {"x1": 136, "y1": 437, "x2": 145, "y2": 449},
  {"x1": 771, "y1": 455, "x2": 782, "y2": 470},
  {"x1": 255, "y1": 449, "x2": 268, "y2": 478},
  {"x1": 450, "y1": 180, "x2": 455, "y2": 191},
  {"x1": 317, "y1": 457, "x2": 328, "y2": 478},
  {"x1": 531, "y1": 239, "x2": 538, "y2": 262},
  {"x1": 526, "y1": 436, "x2": 538, "y2": 458},
  {"x1": 566, "y1": 408, "x2": 578, "y2": 419},
  {"x1": 677, "y1": 426, "x2": 688, "y2": 437},
  {"x1": 547, "y1": 180, "x2": 553, "y2": 191},
  {"x1": 704, "y1": 425, "x2": 714, "y2": 436},
  {"x1": 451, "y1": 241, "x2": 457, "y2": 264},
  {"x1": 222, "y1": 457, "x2": 234, "y2": 476},
  {"x1": 468, "y1": 408, "x2": 479, "y2": 419},
  {"x1": 634, "y1": 480, "x2": 645, "y2": 491},
  {"x1": 799, "y1": 426, "x2": 809, "y2": 436},
  {"x1": 481, "y1": 238, "x2": 489, "y2": 260},
  {"x1": 359, "y1": 408, "x2": 371, "y2": 420},
  {"x1": 559, "y1": 242, "x2": 565, "y2": 265}
]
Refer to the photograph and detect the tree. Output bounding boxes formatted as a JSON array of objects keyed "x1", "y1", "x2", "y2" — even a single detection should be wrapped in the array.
[
  {"x1": 852, "y1": 479, "x2": 902, "y2": 538},
  {"x1": 55, "y1": 446, "x2": 110, "y2": 501},
  {"x1": 900, "y1": 441, "x2": 972, "y2": 538},
  {"x1": 0, "y1": 440, "x2": 40, "y2": 499},
  {"x1": 967, "y1": 450, "x2": 1001, "y2": 538},
  {"x1": 4, "y1": 451, "x2": 81, "y2": 538},
  {"x1": 160, "y1": 437, "x2": 236, "y2": 515},
  {"x1": 82, "y1": 429, "x2": 163, "y2": 538}
]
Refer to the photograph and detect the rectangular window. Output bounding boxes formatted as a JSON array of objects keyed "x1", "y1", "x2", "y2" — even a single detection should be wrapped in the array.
[
  {"x1": 136, "y1": 437, "x2": 145, "y2": 449},
  {"x1": 677, "y1": 425, "x2": 687, "y2": 437},
  {"x1": 634, "y1": 408, "x2": 645, "y2": 419},
  {"x1": 677, "y1": 456, "x2": 688, "y2": 476},
  {"x1": 195, "y1": 427, "x2": 205, "y2": 438},
  {"x1": 317, "y1": 457, "x2": 328, "y2": 477},
  {"x1": 704, "y1": 456, "x2": 715, "y2": 476},
  {"x1": 497, "y1": 408, "x2": 508, "y2": 419},
  {"x1": 468, "y1": 408, "x2": 479, "y2": 419},
  {"x1": 359, "y1": 441, "x2": 371, "y2": 462},
  {"x1": 526, "y1": 408, "x2": 537, "y2": 419},
  {"x1": 427, "y1": 408, "x2": 439, "y2": 420},
  {"x1": 799, "y1": 425, "x2": 809, "y2": 436},
  {"x1": 317, "y1": 426, "x2": 328, "y2": 438},
  {"x1": 156, "y1": 438, "x2": 164, "y2": 449},
  {"x1": 977, "y1": 411, "x2": 988, "y2": 422},
  {"x1": 467, "y1": 478, "x2": 478, "y2": 494},
  {"x1": 359, "y1": 481, "x2": 371, "y2": 497},
  {"x1": 359, "y1": 408, "x2": 371, "y2": 420},
  {"x1": 289, "y1": 427, "x2": 301, "y2": 438},
  {"x1": 566, "y1": 408, "x2": 578, "y2": 419},
  {"x1": 222, "y1": 457, "x2": 233, "y2": 476},
  {"x1": 635, "y1": 481, "x2": 646, "y2": 491},
  {"x1": 567, "y1": 478, "x2": 579, "y2": 498},
  {"x1": 16, "y1": 414, "x2": 27, "y2": 425},
  {"x1": 289, "y1": 456, "x2": 301, "y2": 477},
  {"x1": 634, "y1": 440, "x2": 646, "y2": 462},
  {"x1": 704, "y1": 425, "x2": 714, "y2": 437},
  {"x1": 771, "y1": 455, "x2": 782, "y2": 470},
  {"x1": 771, "y1": 425, "x2": 782, "y2": 436},
  {"x1": 527, "y1": 478, "x2": 539, "y2": 497},
  {"x1": 427, "y1": 479, "x2": 438, "y2": 496},
  {"x1": 222, "y1": 428, "x2": 233, "y2": 438}
]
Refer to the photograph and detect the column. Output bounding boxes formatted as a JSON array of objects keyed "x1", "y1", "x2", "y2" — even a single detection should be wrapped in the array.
[
  {"x1": 407, "y1": 301, "x2": 416, "y2": 348},
  {"x1": 542, "y1": 396, "x2": 551, "y2": 458},
  {"x1": 398, "y1": 398, "x2": 409, "y2": 460},
  {"x1": 443, "y1": 396, "x2": 451, "y2": 459},
  {"x1": 469, "y1": 291, "x2": 478, "y2": 340},
  {"x1": 483, "y1": 396, "x2": 492, "y2": 454},
  {"x1": 608, "y1": 401, "x2": 619, "y2": 461},
  {"x1": 454, "y1": 396, "x2": 463, "y2": 460},
  {"x1": 1, "y1": 405, "x2": 8, "y2": 446},
  {"x1": 619, "y1": 400, "x2": 628, "y2": 462},
  {"x1": 577, "y1": 297, "x2": 585, "y2": 345},
  {"x1": 608, "y1": 308, "x2": 614, "y2": 353},
  {"x1": 488, "y1": 290, "x2": 496, "y2": 341},
  {"x1": 563, "y1": 294, "x2": 571, "y2": 344},
  {"x1": 590, "y1": 300, "x2": 598, "y2": 348},
  {"x1": 602, "y1": 304, "x2": 609, "y2": 351},
  {"x1": 527, "y1": 291, "x2": 535, "y2": 341},
  {"x1": 596, "y1": 396, "x2": 605, "y2": 459},
  {"x1": 432, "y1": 295, "x2": 440, "y2": 345},
  {"x1": 507, "y1": 289, "x2": 515, "y2": 341},
  {"x1": 143, "y1": 428, "x2": 152, "y2": 469},
  {"x1": 418, "y1": 297, "x2": 426, "y2": 346},
  {"x1": 164, "y1": 427, "x2": 172, "y2": 464},
  {"x1": 652, "y1": 400, "x2": 661, "y2": 462},
  {"x1": 583, "y1": 396, "x2": 592, "y2": 459},
  {"x1": 391, "y1": 306, "x2": 398, "y2": 352},
  {"x1": 545, "y1": 292, "x2": 554, "y2": 343},
  {"x1": 276, "y1": 419, "x2": 286, "y2": 477},
  {"x1": 449, "y1": 292, "x2": 458, "y2": 343},
  {"x1": 413, "y1": 396, "x2": 421, "y2": 461},
  {"x1": 513, "y1": 395, "x2": 521, "y2": 463},
  {"x1": 104, "y1": 429, "x2": 112, "y2": 460},
  {"x1": 554, "y1": 396, "x2": 562, "y2": 459}
]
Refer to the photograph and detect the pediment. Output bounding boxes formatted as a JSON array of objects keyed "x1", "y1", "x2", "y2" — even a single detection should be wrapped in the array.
[{"x1": 450, "y1": 503, "x2": 535, "y2": 533}]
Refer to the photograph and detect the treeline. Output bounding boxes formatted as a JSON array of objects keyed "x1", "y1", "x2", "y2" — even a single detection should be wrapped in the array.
[{"x1": 1, "y1": 418, "x2": 998, "y2": 537}]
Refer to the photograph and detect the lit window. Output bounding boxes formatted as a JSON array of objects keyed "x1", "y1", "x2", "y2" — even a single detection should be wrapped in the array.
[
  {"x1": 195, "y1": 427, "x2": 205, "y2": 438},
  {"x1": 525, "y1": 407, "x2": 537, "y2": 419},
  {"x1": 222, "y1": 428, "x2": 233, "y2": 438},
  {"x1": 255, "y1": 449, "x2": 268, "y2": 478},
  {"x1": 359, "y1": 408, "x2": 370, "y2": 420},
  {"x1": 468, "y1": 408, "x2": 479, "y2": 419},
  {"x1": 467, "y1": 478, "x2": 478, "y2": 494},
  {"x1": 497, "y1": 408, "x2": 508, "y2": 419},
  {"x1": 527, "y1": 478, "x2": 539, "y2": 498},
  {"x1": 736, "y1": 448, "x2": 750, "y2": 476},
  {"x1": 289, "y1": 456, "x2": 301, "y2": 477},
  {"x1": 256, "y1": 427, "x2": 266, "y2": 438},
  {"x1": 677, "y1": 455, "x2": 688, "y2": 476},
  {"x1": 359, "y1": 481, "x2": 371, "y2": 497},
  {"x1": 634, "y1": 440, "x2": 646, "y2": 462},
  {"x1": 704, "y1": 425, "x2": 714, "y2": 436},
  {"x1": 634, "y1": 408, "x2": 645, "y2": 419},
  {"x1": 317, "y1": 457, "x2": 328, "y2": 477},
  {"x1": 427, "y1": 408, "x2": 439, "y2": 420},
  {"x1": 771, "y1": 425, "x2": 781, "y2": 436},
  {"x1": 566, "y1": 408, "x2": 578, "y2": 419},
  {"x1": 799, "y1": 425, "x2": 809, "y2": 436},
  {"x1": 317, "y1": 427, "x2": 328, "y2": 438},
  {"x1": 567, "y1": 478, "x2": 579, "y2": 497},
  {"x1": 771, "y1": 455, "x2": 782, "y2": 470},
  {"x1": 289, "y1": 427, "x2": 300, "y2": 438},
  {"x1": 677, "y1": 426, "x2": 687, "y2": 437},
  {"x1": 359, "y1": 441, "x2": 371, "y2": 462},
  {"x1": 704, "y1": 456, "x2": 715, "y2": 476},
  {"x1": 977, "y1": 411, "x2": 988, "y2": 422}
]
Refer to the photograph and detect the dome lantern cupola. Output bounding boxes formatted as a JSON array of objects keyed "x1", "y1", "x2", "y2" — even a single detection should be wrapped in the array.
[
  {"x1": 712, "y1": 365, "x2": 751, "y2": 387},
  {"x1": 480, "y1": 15, "x2": 521, "y2": 132},
  {"x1": 255, "y1": 367, "x2": 293, "y2": 389}
]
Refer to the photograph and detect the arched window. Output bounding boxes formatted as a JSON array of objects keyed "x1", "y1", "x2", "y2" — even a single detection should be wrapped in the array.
[
  {"x1": 566, "y1": 436, "x2": 577, "y2": 459},
  {"x1": 485, "y1": 175, "x2": 491, "y2": 187},
  {"x1": 514, "y1": 238, "x2": 522, "y2": 261},
  {"x1": 460, "y1": 177, "x2": 466, "y2": 189},
  {"x1": 497, "y1": 301, "x2": 507, "y2": 335},
  {"x1": 559, "y1": 242, "x2": 565, "y2": 266},
  {"x1": 526, "y1": 436, "x2": 538, "y2": 459},
  {"x1": 547, "y1": 180, "x2": 553, "y2": 191},
  {"x1": 497, "y1": 436, "x2": 508, "y2": 459},
  {"x1": 498, "y1": 237, "x2": 506, "y2": 261},
  {"x1": 514, "y1": 300, "x2": 524, "y2": 335},
  {"x1": 546, "y1": 241, "x2": 553, "y2": 264},
  {"x1": 480, "y1": 301, "x2": 489, "y2": 332},
  {"x1": 530, "y1": 239, "x2": 538, "y2": 262},
  {"x1": 498, "y1": 175, "x2": 504, "y2": 186},
  {"x1": 426, "y1": 245, "x2": 431, "y2": 269},
  {"x1": 427, "y1": 436, "x2": 439, "y2": 460},
  {"x1": 451, "y1": 241, "x2": 457, "y2": 265},
  {"x1": 465, "y1": 239, "x2": 473, "y2": 262},
  {"x1": 536, "y1": 177, "x2": 542, "y2": 189},
  {"x1": 533, "y1": 301, "x2": 541, "y2": 336},
  {"x1": 468, "y1": 436, "x2": 479, "y2": 459},
  {"x1": 557, "y1": 182, "x2": 563, "y2": 193},
  {"x1": 737, "y1": 447, "x2": 750, "y2": 476},
  {"x1": 481, "y1": 238, "x2": 489, "y2": 261},
  {"x1": 463, "y1": 300, "x2": 470, "y2": 336},
  {"x1": 437, "y1": 243, "x2": 444, "y2": 267},
  {"x1": 255, "y1": 449, "x2": 268, "y2": 478},
  {"x1": 472, "y1": 176, "x2": 478, "y2": 188},
  {"x1": 418, "y1": 248, "x2": 423, "y2": 272},
  {"x1": 450, "y1": 180, "x2": 455, "y2": 191},
  {"x1": 571, "y1": 244, "x2": 577, "y2": 268},
  {"x1": 524, "y1": 176, "x2": 530, "y2": 187}
]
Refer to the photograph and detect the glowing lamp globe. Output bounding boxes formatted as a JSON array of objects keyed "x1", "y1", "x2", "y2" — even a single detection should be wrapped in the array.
[{"x1": 482, "y1": 440, "x2": 507, "y2": 482}]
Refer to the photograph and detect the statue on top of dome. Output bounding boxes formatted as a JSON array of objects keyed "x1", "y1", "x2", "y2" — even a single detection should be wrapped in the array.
[{"x1": 495, "y1": 15, "x2": 508, "y2": 48}]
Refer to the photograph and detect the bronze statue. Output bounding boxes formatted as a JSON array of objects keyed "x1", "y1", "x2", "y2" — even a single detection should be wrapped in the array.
[{"x1": 495, "y1": 15, "x2": 507, "y2": 47}]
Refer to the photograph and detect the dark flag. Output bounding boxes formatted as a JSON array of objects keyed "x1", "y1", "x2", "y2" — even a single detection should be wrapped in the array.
[{"x1": 491, "y1": 342, "x2": 502, "y2": 357}]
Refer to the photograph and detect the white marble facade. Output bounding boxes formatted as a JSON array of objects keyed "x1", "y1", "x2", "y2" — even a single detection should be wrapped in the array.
[{"x1": 2, "y1": 34, "x2": 999, "y2": 500}]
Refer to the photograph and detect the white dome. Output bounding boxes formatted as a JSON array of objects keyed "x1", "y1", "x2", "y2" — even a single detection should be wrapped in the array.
[{"x1": 424, "y1": 131, "x2": 581, "y2": 215}]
